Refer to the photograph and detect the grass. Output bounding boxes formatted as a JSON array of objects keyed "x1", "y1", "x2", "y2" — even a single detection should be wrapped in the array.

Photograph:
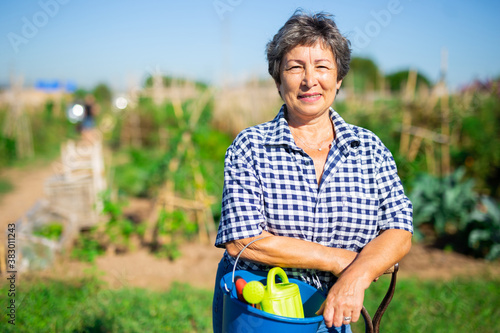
[
  {"x1": 1, "y1": 275, "x2": 499, "y2": 333},
  {"x1": 0, "y1": 277, "x2": 213, "y2": 332},
  {"x1": 351, "y1": 276, "x2": 500, "y2": 333}
]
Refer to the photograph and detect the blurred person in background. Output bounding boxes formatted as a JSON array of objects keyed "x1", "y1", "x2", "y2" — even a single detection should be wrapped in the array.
[
  {"x1": 80, "y1": 94, "x2": 100, "y2": 141},
  {"x1": 212, "y1": 10, "x2": 413, "y2": 333}
]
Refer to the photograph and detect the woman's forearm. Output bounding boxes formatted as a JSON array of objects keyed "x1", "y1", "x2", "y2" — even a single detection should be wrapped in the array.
[
  {"x1": 340, "y1": 229, "x2": 412, "y2": 283},
  {"x1": 224, "y1": 230, "x2": 358, "y2": 276}
]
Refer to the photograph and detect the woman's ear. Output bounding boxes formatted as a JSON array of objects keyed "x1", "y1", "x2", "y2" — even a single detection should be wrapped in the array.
[
  {"x1": 336, "y1": 79, "x2": 343, "y2": 90},
  {"x1": 276, "y1": 81, "x2": 282, "y2": 99},
  {"x1": 335, "y1": 79, "x2": 343, "y2": 95}
]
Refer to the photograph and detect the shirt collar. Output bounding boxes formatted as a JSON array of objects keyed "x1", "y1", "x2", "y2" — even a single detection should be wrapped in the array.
[
  {"x1": 264, "y1": 104, "x2": 361, "y2": 155},
  {"x1": 263, "y1": 104, "x2": 295, "y2": 148},
  {"x1": 330, "y1": 108, "x2": 361, "y2": 155}
]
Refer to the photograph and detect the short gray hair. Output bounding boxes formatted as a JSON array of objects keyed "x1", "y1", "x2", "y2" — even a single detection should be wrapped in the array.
[{"x1": 266, "y1": 10, "x2": 351, "y2": 85}]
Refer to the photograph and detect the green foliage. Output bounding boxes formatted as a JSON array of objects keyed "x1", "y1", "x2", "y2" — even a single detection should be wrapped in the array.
[
  {"x1": 343, "y1": 57, "x2": 382, "y2": 92},
  {"x1": 33, "y1": 222, "x2": 64, "y2": 241},
  {"x1": 192, "y1": 127, "x2": 232, "y2": 185},
  {"x1": 97, "y1": 93, "x2": 232, "y2": 261},
  {"x1": 71, "y1": 192, "x2": 146, "y2": 262},
  {"x1": 458, "y1": 93, "x2": 500, "y2": 197},
  {"x1": 351, "y1": 277, "x2": 500, "y2": 333},
  {"x1": 0, "y1": 177, "x2": 14, "y2": 195},
  {"x1": 385, "y1": 70, "x2": 432, "y2": 92},
  {"x1": 143, "y1": 75, "x2": 208, "y2": 90},
  {"x1": 71, "y1": 228, "x2": 106, "y2": 262},
  {"x1": 92, "y1": 82, "x2": 112, "y2": 104},
  {"x1": 73, "y1": 88, "x2": 89, "y2": 100},
  {"x1": 102, "y1": 192, "x2": 143, "y2": 249},
  {"x1": 410, "y1": 168, "x2": 477, "y2": 236},
  {"x1": 409, "y1": 168, "x2": 500, "y2": 259},
  {"x1": 0, "y1": 101, "x2": 78, "y2": 168},
  {"x1": 113, "y1": 148, "x2": 166, "y2": 197},
  {"x1": 156, "y1": 209, "x2": 196, "y2": 237},
  {"x1": 112, "y1": 97, "x2": 231, "y2": 200},
  {"x1": 0, "y1": 278, "x2": 212, "y2": 332},
  {"x1": 467, "y1": 196, "x2": 500, "y2": 260},
  {"x1": 155, "y1": 209, "x2": 197, "y2": 260},
  {"x1": 0, "y1": 134, "x2": 17, "y2": 166}
]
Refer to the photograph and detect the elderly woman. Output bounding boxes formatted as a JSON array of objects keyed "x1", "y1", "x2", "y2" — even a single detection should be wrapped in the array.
[{"x1": 212, "y1": 11, "x2": 413, "y2": 333}]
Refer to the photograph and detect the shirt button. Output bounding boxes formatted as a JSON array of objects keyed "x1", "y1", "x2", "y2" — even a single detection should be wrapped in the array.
[
  {"x1": 304, "y1": 161, "x2": 310, "y2": 166},
  {"x1": 316, "y1": 237, "x2": 322, "y2": 242}
]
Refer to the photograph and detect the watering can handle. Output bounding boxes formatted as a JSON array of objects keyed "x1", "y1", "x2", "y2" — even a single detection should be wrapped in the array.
[{"x1": 266, "y1": 267, "x2": 289, "y2": 294}]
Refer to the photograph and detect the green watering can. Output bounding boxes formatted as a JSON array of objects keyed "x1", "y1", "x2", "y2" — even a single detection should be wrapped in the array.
[{"x1": 242, "y1": 267, "x2": 304, "y2": 318}]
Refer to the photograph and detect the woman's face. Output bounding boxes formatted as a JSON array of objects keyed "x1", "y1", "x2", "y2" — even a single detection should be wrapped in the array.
[{"x1": 277, "y1": 41, "x2": 342, "y2": 121}]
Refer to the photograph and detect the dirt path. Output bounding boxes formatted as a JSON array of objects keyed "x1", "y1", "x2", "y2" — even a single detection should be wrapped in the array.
[{"x1": 0, "y1": 161, "x2": 57, "y2": 231}]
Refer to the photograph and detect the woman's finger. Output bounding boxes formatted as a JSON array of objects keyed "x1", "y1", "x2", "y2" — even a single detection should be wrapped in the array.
[
  {"x1": 322, "y1": 299, "x2": 336, "y2": 328},
  {"x1": 315, "y1": 300, "x2": 326, "y2": 315},
  {"x1": 332, "y1": 308, "x2": 347, "y2": 327},
  {"x1": 342, "y1": 312, "x2": 353, "y2": 326},
  {"x1": 351, "y1": 307, "x2": 361, "y2": 323}
]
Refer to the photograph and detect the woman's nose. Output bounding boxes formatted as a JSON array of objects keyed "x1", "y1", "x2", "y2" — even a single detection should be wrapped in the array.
[{"x1": 302, "y1": 68, "x2": 317, "y2": 88}]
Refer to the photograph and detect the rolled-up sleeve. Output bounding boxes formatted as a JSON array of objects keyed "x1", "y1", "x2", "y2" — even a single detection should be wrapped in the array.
[
  {"x1": 215, "y1": 142, "x2": 267, "y2": 248},
  {"x1": 376, "y1": 149, "x2": 413, "y2": 234}
]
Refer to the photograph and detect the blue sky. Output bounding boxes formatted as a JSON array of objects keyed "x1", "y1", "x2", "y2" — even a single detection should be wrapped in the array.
[{"x1": 1, "y1": 0, "x2": 499, "y2": 92}]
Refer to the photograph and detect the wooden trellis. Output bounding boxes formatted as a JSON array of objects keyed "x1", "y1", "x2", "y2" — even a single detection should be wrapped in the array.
[
  {"x1": 146, "y1": 88, "x2": 217, "y2": 246},
  {"x1": 399, "y1": 68, "x2": 451, "y2": 176},
  {"x1": 2, "y1": 75, "x2": 34, "y2": 159}
]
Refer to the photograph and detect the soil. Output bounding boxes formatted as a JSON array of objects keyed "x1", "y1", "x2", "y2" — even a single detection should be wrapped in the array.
[
  {"x1": 0, "y1": 160, "x2": 56, "y2": 231},
  {"x1": 1, "y1": 163, "x2": 499, "y2": 292}
]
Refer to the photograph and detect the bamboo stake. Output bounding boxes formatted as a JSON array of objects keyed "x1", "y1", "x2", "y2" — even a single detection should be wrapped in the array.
[
  {"x1": 162, "y1": 194, "x2": 214, "y2": 210},
  {"x1": 130, "y1": 112, "x2": 142, "y2": 148},
  {"x1": 425, "y1": 141, "x2": 437, "y2": 176},
  {"x1": 440, "y1": 89, "x2": 451, "y2": 175},
  {"x1": 378, "y1": 70, "x2": 386, "y2": 98},
  {"x1": 402, "y1": 125, "x2": 448, "y2": 144},
  {"x1": 407, "y1": 132, "x2": 424, "y2": 162},
  {"x1": 2, "y1": 75, "x2": 34, "y2": 159},
  {"x1": 399, "y1": 109, "x2": 411, "y2": 157},
  {"x1": 400, "y1": 69, "x2": 417, "y2": 157},
  {"x1": 404, "y1": 69, "x2": 418, "y2": 103},
  {"x1": 190, "y1": 145, "x2": 216, "y2": 244}
]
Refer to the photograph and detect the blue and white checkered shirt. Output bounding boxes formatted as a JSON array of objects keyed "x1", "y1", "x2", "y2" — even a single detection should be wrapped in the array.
[{"x1": 215, "y1": 105, "x2": 413, "y2": 290}]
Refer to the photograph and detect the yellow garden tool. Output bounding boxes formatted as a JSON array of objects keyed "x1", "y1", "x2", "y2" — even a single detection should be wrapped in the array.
[{"x1": 242, "y1": 267, "x2": 304, "y2": 318}]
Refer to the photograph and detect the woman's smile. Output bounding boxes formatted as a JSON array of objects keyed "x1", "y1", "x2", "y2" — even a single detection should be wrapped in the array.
[{"x1": 298, "y1": 92, "x2": 322, "y2": 102}]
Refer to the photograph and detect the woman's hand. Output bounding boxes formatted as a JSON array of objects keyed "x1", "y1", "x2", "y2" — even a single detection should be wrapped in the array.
[
  {"x1": 316, "y1": 272, "x2": 371, "y2": 327},
  {"x1": 317, "y1": 229, "x2": 412, "y2": 327}
]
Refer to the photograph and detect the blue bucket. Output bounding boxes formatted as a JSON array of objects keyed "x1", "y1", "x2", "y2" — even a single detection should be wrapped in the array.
[{"x1": 220, "y1": 269, "x2": 325, "y2": 333}]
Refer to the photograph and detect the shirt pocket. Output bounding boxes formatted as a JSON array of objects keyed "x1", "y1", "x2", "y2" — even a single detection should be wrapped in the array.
[{"x1": 337, "y1": 192, "x2": 379, "y2": 249}]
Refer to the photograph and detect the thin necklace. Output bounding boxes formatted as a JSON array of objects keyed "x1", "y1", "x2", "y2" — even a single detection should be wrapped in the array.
[{"x1": 290, "y1": 127, "x2": 332, "y2": 151}]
